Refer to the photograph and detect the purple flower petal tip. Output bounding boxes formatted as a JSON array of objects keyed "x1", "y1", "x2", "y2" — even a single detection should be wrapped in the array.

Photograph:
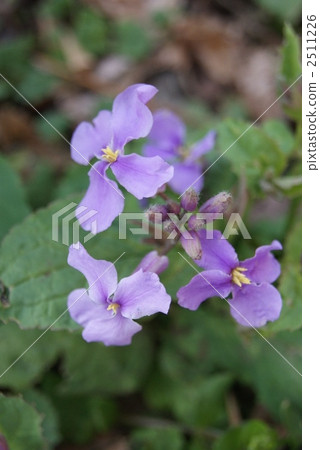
[
  {"x1": 177, "y1": 270, "x2": 232, "y2": 311},
  {"x1": 114, "y1": 269, "x2": 171, "y2": 319},
  {"x1": 135, "y1": 251, "x2": 169, "y2": 275},
  {"x1": 112, "y1": 154, "x2": 173, "y2": 199},
  {"x1": 241, "y1": 240, "x2": 283, "y2": 284},
  {"x1": 229, "y1": 283, "x2": 282, "y2": 328}
]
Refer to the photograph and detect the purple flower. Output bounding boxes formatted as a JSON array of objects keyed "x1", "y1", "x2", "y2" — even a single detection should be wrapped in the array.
[
  {"x1": 143, "y1": 110, "x2": 216, "y2": 194},
  {"x1": 67, "y1": 243, "x2": 171, "y2": 346},
  {"x1": 71, "y1": 85, "x2": 173, "y2": 233},
  {"x1": 134, "y1": 251, "x2": 169, "y2": 275},
  {"x1": 177, "y1": 230, "x2": 282, "y2": 328}
]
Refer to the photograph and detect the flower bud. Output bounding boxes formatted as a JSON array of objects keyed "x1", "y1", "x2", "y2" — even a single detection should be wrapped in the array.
[
  {"x1": 199, "y1": 192, "x2": 232, "y2": 214},
  {"x1": 163, "y1": 219, "x2": 177, "y2": 235},
  {"x1": 180, "y1": 230, "x2": 202, "y2": 260},
  {"x1": 181, "y1": 189, "x2": 199, "y2": 212},
  {"x1": 145, "y1": 204, "x2": 168, "y2": 223},
  {"x1": 166, "y1": 201, "x2": 181, "y2": 215},
  {"x1": 134, "y1": 251, "x2": 169, "y2": 275},
  {"x1": 188, "y1": 214, "x2": 206, "y2": 231}
]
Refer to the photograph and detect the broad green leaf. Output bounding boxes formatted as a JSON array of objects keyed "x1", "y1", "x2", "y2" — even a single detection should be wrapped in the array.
[
  {"x1": 281, "y1": 24, "x2": 301, "y2": 85},
  {"x1": 172, "y1": 374, "x2": 232, "y2": 427},
  {"x1": 273, "y1": 175, "x2": 302, "y2": 197},
  {"x1": 161, "y1": 251, "x2": 196, "y2": 298},
  {"x1": 213, "y1": 420, "x2": 278, "y2": 450},
  {"x1": 0, "y1": 197, "x2": 152, "y2": 329},
  {"x1": 145, "y1": 371, "x2": 231, "y2": 428},
  {"x1": 35, "y1": 111, "x2": 70, "y2": 142},
  {"x1": 53, "y1": 164, "x2": 89, "y2": 199},
  {"x1": 0, "y1": 322, "x2": 60, "y2": 390},
  {"x1": 50, "y1": 393, "x2": 116, "y2": 444},
  {"x1": 0, "y1": 37, "x2": 33, "y2": 86},
  {"x1": 131, "y1": 427, "x2": 184, "y2": 450},
  {"x1": 74, "y1": 8, "x2": 110, "y2": 57},
  {"x1": 18, "y1": 68, "x2": 57, "y2": 103},
  {"x1": 25, "y1": 163, "x2": 56, "y2": 209},
  {"x1": 271, "y1": 267, "x2": 302, "y2": 330},
  {"x1": 159, "y1": 308, "x2": 248, "y2": 378},
  {"x1": 60, "y1": 331, "x2": 152, "y2": 395},
  {"x1": 262, "y1": 120, "x2": 295, "y2": 156},
  {"x1": 216, "y1": 120, "x2": 286, "y2": 194},
  {"x1": 0, "y1": 394, "x2": 45, "y2": 450},
  {"x1": 246, "y1": 331, "x2": 301, "y2": 440},
  {"x1": 23, "y1": 390, "x2": 61, "y2": 448},
  {"x1": 114, "y1": 21, "x2": 151, "y2": 61},
  {"x1": 253, "y1": 0, "x2": 301, "y2": 22},
  {"x1": 281, "y1": 220, "x2": 302, "y2": 265},
  {"x1": 270, "y1": 221, "x2": 302, "y2": 331},
  {"x1": 0, "y1": 156, "x2": 30, "y2": 242}
]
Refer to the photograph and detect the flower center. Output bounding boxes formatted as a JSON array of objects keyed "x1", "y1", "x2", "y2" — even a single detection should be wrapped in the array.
[
  {"x1": 178, "y1": 146, "x2": 189, "y2": 160},
  {"x1": 231, "y1": 267, "x2": 251, "y2": 287},
  {"x1": 107, "y1": 302, "x2": 120, "y2": 315},
  {"x1": 101, "y1": 146, "x2": 119, "y2": 163}
]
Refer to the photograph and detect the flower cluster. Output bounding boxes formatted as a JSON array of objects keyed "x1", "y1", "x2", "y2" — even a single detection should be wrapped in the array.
[
  {"x1": 177, "y1": 231, "x2": 282, "y2": 328},
  {"x1": 68, "y1": 83, "x2": 283, "y2": 347},
  {"x1": 71, "y1": 84, "x2": 173, "y2": 233},
  {"x1": 68, "y1": 244, "x2": 170, "y2": 346}
]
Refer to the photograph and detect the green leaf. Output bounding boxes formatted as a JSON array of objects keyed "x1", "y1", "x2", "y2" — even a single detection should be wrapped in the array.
[
  {"x1": 50, "y1": 393, "x2": 116, "y2": 444},
  {"x1": 35, "y1": 111, "x2": 70, "y2": 142},
  {"x1": 273, "y1": 175, "x2": 302, "y2": 197},
  {"x1": 213, "y1": 420, "x2": 278, "y2": 450},
  {"x1": 253, "y1": 0, "x2": 301, "y2": 22},
  {"x1": 246, "y1": 331, "x2": 301, "y2": 440},
  {"x1": 262, "y1": 120, "x2": 295, "y2": 156},
  {"x1": 281, "y1": 24, "x2": 301, "y2": 85},
  {"x1": 146, "y1": 372, "x2": 232, "y2": 428},
  {"x1": 0, "y1": 156, "x2": 30, "y2": 242},
  {"x1": 0, "y1": 394, "x2": 45, "y2": 450},
  {"x1": 0, "y1": 322, "x2": 61, "y2": 390},
  {"x1": 74, "y1": 8, "x2": 110, "y2": 57},
  {"x1": 131, "y1": 427, "x2": 184, "y2": 450},
  {"x1": 53, "y1": 164, "x2": 89, "y2": 199},
  {"x1": 114, "y1": 21, "x2": 151, "y2": 61},
  {"x1": 18, "y1": 68, "x2": 57, "y2": 103},
  {"x1": 25, "y1": 163, "x2": 56, "y2": 209},
  {"x1": 216, "y1": 120, "x2": 286, "y2": 194},
  {"x1": 0, "y1": 197, "x2": 152, "y2": 329},
  {"x1": 171, "y1": 375, "x2": 232, "y2": 427},
  {"x1": 160, "y1": 252, "x2": 196, "y2": 298},
  {"x1": 270, "y1": 221, "x2": 302, "y2": 331},
  {"x1": 23, "y1": 390, "x2": 61, "y2": 448},
  {"x1": 60, "y1": 331, "x2": 152, "y2": 395},
  {"x1": 0, "y1": 37, "x2": 33, "y2": 86}
]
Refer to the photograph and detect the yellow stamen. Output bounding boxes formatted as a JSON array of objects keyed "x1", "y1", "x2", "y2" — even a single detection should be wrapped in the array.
[
  {"x1": 231, "y1": 267, "x2": 251, "y2": 287},
  {"x1": 107, "y1": 302, "x2": 120, "y2": 314},
  {"x1": 101, "y1": 147, "x2": 119, "y2": 163},
  {"x1": 178, "y1": 146, "x2": 189, "y2": 160}
]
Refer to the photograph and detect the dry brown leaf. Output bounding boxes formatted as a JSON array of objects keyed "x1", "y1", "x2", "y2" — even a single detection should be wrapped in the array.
[
  {"x1": 87, "y1": 0, "x2": 182, "y2": 21},
  {"x1": 236, "y1": 48, "x2": 282, "y2": 119}
]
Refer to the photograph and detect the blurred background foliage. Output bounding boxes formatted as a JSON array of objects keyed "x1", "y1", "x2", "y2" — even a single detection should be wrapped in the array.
[{"x1": 0, "y1": 0, "x2": 301, "y2": 449}]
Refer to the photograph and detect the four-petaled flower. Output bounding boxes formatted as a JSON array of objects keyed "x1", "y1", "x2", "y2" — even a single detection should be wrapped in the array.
[
  {"x1": 71, "y1": 84, "x2": 173, "y2": 234},
  {"x1": 143, "y1": 109, "x2": 216, "y2": 194},
  {"x1": 67, "y1": 244, "x2": 171, "y2": 346},
  {"x1": 177, "y1": 230, "x2": 282, "y2": 328}
]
